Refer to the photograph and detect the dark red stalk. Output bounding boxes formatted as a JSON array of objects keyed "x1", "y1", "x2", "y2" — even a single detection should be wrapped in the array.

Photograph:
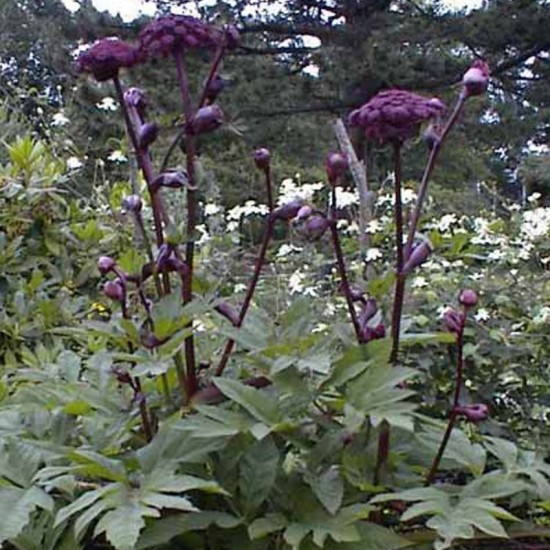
[
  {"x1": 215, "y1": 218, "x2": 275, "y2": 376},
  {"x1": 328, "y1": 185, "x2": 361, "y2": 340},
  {"x1": 404, "y1": 91, "x2": 467, "y2": 261},
  {"x1": 174, "y1": 48, "x2": 199, "y2": 398},
  {"x1": 425, "y1": 314, "x2": 466, "y2": 485}
]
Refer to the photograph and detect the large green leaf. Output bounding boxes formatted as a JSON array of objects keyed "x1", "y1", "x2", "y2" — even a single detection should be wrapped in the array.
[{"x1": 94, "y1": 504, "x2": 146, "y2": 550}]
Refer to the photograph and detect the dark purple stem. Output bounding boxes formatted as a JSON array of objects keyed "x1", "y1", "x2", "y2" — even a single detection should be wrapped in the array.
[
  {"x1": 328, "y1": 187, "x2": 361, "y2": 340},
  {"x1": 390, "y1": 142, "x2": 404, "y2": 364},
  {"x1": 174, "y1": 48, "x2": 199, "y2": 398},
  {"x1": 425, "y1": 314, "x2": 466, "y2": 485},
  {"x1": 215, "y1": 217, "x2": 274, "y2": 376},
  {"x1": 198, "y1": 45, "x2": 226, "y2": 108},
  {"x1": 404, "y1": 91, "x2": 467, "y2": 260}
]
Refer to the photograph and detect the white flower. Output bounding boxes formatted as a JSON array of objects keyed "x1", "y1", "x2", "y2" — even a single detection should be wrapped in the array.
[
  {"x1": 411, "y1": 276, "x2": 428, "y2": 289},
  {"x1": 277, "y1": 178, "x2": 324, "y2": 205},
  {"x1": 277, "y1": 244, "x2": 302, "y2": 257},
  {"x1": 527, "y1": 192, "x2": 542, "y2": 204},
  {"x1": 226, "y1": 200, "x2": 268, "y2": 221},
  {"x1": 366, "y1": 220, "x2": 383, "y2": 234},
  {"x1": 474, "y1": 308, "x2": 490, "y2": 322},
  {"x1": 51, "y1": 111, "x2": 70, "y2": 127},
  {"x1": 233, "y1": 283, "x2": 247, "y2": 293},
  {"x1": 288, "y1": 270, "x2": 305, "y2": 294},
  {"x1": 66, "y1": 156, "x2": 83, "y2": 170},
  {"x1": 437, "y1": 305, "x2": 452, "y2": 318},
  {"x1": 334, "y1": 186, "x2": 359, "y2": 209},
  {"x1": 204, "y1": 203, "x2": 222, "y2": 216},
  {"x1": 437, "y1": 213, "x2": 458, "y2": 232},
  {"x1": 107, "y1": 150, "x2": 128, "y2": 163},
  {"x1": 533, "y1": 306, "x2": 550, "y2": 325},
  {"x1": 96, "y1": 97, "x2": 117, "y2": 111},
  {"x1": 365, "y1": 248, "x2": 383, "y2": 263},
  {"x1": 521, "y1": 207, "x2": 550, "y2": 240},
  {"x1": 195, "y1": 224, "x2": 210, "y2": 246}
]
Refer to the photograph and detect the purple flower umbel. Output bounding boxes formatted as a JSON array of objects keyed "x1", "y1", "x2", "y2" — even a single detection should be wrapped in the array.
[
  {"x1": 138, "y1": 15, "x2": 221, "y2": 58},
  {"x1": 349, "y1": 90, "x2": 445, "y2": 144},
  {"x1": 76, "y1": 38, "x2": 141, "y2": 82}
]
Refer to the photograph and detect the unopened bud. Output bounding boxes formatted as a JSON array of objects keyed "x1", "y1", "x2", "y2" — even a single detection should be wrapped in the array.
[
  {"x1": 347, "y1": 285, "x2": 365, "y2": 303},
  {"x1": 122, "y1": 194, "x2": 143, "y2": 213},
  {"x1": 455, "y1": 403, "x2": 488, "y2": 422},
  {"x1": 326, "y1": 152, "x2": 348, "y2": 185},
  {"x1": 223, "y1": 24, "x2": 241, "y2": 50},
  {"x1": 150, "y1": 170, "x2": 189, "y2": 192},
  {"x1": 103, "y1": 279, "x2": 125, "y2": 302},
  {"x1": 462, "y1": 60, "x2": 490, "y2": 97},
  {"x1": 443, "y1": 308, "x2": 464, "y2": 334},
  {"x1": 402, "y1": 241, "x2": 431, "y2": 275},
  {"x1": 253, "y1": 148, "x2": 271, "y2": 171},
  {"x1": 156, "y1": 243, "x2": 173, "y2": 271},
  {"x1": 204, "y1": 74, "x2": 224, "y2": 104},
  {"x1": 459, "y1": 288, "x2": 478, "y2": 308},
  {"x1": 358, "y1": 298, "x2": 378, "y2": 325},
  {"x1": 296, "y1": 205, "x2": 313, "y2": 220},
  {"x1": 304, "y1": 214, "x2": 330, "y2": 240},
  {"x1": 359, "y1": 322, "x2": 385, "y2": 344},
  {"x1": 112, "y1": 367, "x2": 132, "y2": 385},
  {"x1": 273, "y1": 200, "x2": 303, "y2": 221},
  {"x1": 215, "y1": 301, "x2": 240, "y2": 326},
  {"x1": 97, "y1": 256, "x2": 116, "y2": 275},
  {"x1": 191, "y1": 104, "x2": 224, "y2": 134},
  {"x1": 124, "y1": 87, "x2": 148, "y2": 116},
  {"x1": 138, "y1": 122, "x2": 159, "y2": 149}
]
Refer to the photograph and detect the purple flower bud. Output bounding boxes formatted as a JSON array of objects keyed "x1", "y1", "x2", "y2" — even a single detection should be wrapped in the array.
[
  {"x1": 150, "y1": 170, "x2": 189, "y2": 192},
  {"x1": 358, "y1": 298, "x2": 378, "y2": 325},
  {"x1": 459, "y1": 288, "x2": 479, "y2": 308},
  {"x1": 191, "y1": 104, "x2": 224, "y2": 134},
  {"x1": 253, "y1": 148, "x2": 271, "y2": 170},
  {"x1": 402, "y1": 242, "x2": 432, "y2": 275},
  {"x1": 97, "y1": 256, "x2": 116, "y2": 275},
  {"x1": 156, "y1": 243, "x2": 173, "y2": 271},
  {"x1": 347, "y1": 285, "x2": 365, "y2": 303},
  {"x1": 122, "y1": 194, "x2": 143, "y2": 213},
  {"x1": 304, "y1": 214, "x2": 330, "y2": 240},
  {"x1": 326, "y1": 152, "x2": 348, "y2": 185},
  {"x1": 123, "y1": 87, "x2": 148, "y2": 116},
  {"x1": 462, "y1": 60, "x2": 490, "y2": 97},
  {"x1": 455, "y1": 403, "x2": 489, "y2": 422},
  {"x1": 296, "y1": 205, "x2": 313, "y2": 220},
  {"x1": 215, "y1": 301, "x2": 240, "y2": 326},
  {"x1": 112, "y1": 367, "x2": 132, "y2": 385},
  {"x1": 138, "y1": 122, "x2": 159, "y2": 150},
  {"x1": 204, "y1": 74, "x2": 224, "y2": 104},
  {"x1": 103, "y1": 279, "x2": 125, "y2": 302},
  {"x1": 443, "y1": 308, "x2": 464, "y2": 334},
  {"x1": 423, "y1": 123, "x2": 440, "y2": 150},
  {"x1": 166, "y1": 257, "x2": 189, "y2": 279},
  {"x1": 272, "y1": 200, "x2": 303, "y2": 221},
  {"x1": 223, "y1": 24, "x2": 241, "y2": 50},
  {"x1": 359, "y1": 322, "x2": 385, "y2": 344}
]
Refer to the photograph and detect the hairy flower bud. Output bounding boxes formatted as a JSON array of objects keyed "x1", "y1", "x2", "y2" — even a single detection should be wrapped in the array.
[
  {"x1": 191, "y1": 104, "x2": 224, "y2": 134},
  {"x1": 326, "y1": 152, "x2": 348, "y2": 185},
  {"x1": 455, "y1": 403, "x2": 489, "y2": 422},
  {"x1": 462, "y1": 60, "x2": 490, "y2": 97},
  {"x1": 402, "y1": 241, "x2": 432, "y2": 275},
  {"x1": 253, "y1": 148, "x2": 271, "y2": 171},
  {"x1": 97, "y1": 256, "x2": 116, "y2": 275},
  {"x1": 103, "y1": 279, "x2": 125, "y2": 302},
  {"x1": 138, "y1": 122, "x2": 159, "y2": 150},
  {"x1": 304, "y1": 214, "x2": 330, "y2": 240},
  {"x1": 122, "y1": 194, "x2": 143, "y2": 213},
  {"x1": 443, "y1": 308, "x2": 464, "y2": 334},
  {"x1": 204, "y1": 74, "x2": 224, "y2": 104},
  {"x1": 459, "y1": 288, "x2": 479, "y2": 308},
  {"x1": 272, "y1": 200, "x2": 303, "y2": 221},
  {"x1": 150, "y1": 170, "x2": 189, "y2": 192}
]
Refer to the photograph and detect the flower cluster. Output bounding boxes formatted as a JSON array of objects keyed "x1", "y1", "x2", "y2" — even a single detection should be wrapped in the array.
[{"x1": 349, "y1": 89, "x2": 445, "y2": 143}]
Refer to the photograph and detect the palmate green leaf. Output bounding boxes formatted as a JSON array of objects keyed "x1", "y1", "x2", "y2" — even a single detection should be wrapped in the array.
[
  {"x1": 0, "y1": 486, "x2": 54, "y2": 543},
  {"x1": 93, "y1": 504, "x2": 145, "y2": 550},
  {"x1": 307, "y1": 466, "x2": 344, "y2": 516},
  {"x1": 248, "y1": 513, "x2": 288, "y2": 540},
  {"x1": 213, "y1": 378, "x2": 281, "y2": 426},
  {"x1": 239, "y1": 435, "x2": 279, "y2": 516},
  {"x1": 135, "y1": 511, "x2": 242, "y2": 550}
]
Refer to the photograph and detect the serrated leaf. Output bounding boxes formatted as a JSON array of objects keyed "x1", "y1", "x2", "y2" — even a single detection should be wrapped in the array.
[
  {"x1": 214, "y1": 378, "x2": 281, "y2": 425},
  {"x1": 309, "y1": 466, "x2": 344, "y2": 515},
  {"x1": 94, "y1": 505, "x2": 145, "y2": 550},
  {"x1": 248, "y1": 513, "x2": 288, "y2": 540},
  {"x1": 140, "y1": 492, "x2": 198, "y2": 512},
  {"x1": 55, "y1": 485, "x2": 117, "y2": 528}
]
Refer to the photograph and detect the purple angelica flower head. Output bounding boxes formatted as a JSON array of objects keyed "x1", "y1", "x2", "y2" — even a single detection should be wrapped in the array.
[
  {"x1": 462, "y1": 60, "x2": 490, "y2": 97},
  {"x1": 76, "y1": 38, "x2": 141, "y2": 82},
  {"x1": 138, "y1": 15, "x2": 221, "y2": 58},
  {"x1": 443, "y1": 308, "x2": 464, "y2": 334},
  {"x1": 191, "y1": 104, "x2": 224, "y2": 135},
  {"x1": 326, "y1": 152, "x2": 348, "y2": 185},
  {"x1": 349, "y1": 89, "x2": 445, "y2": 144},
  {"x1": 459, "y1": 288, "x2": 479, "y2": 308},
  {"x1": 253, "y1": 148, "x2": 271, "y2": 171},
  {"x1": 272, "y1": 200, "x2": 303, "y2": 221},
  {"x1": 455, "y1": 403, "x2": 489, "y2": 422}
]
